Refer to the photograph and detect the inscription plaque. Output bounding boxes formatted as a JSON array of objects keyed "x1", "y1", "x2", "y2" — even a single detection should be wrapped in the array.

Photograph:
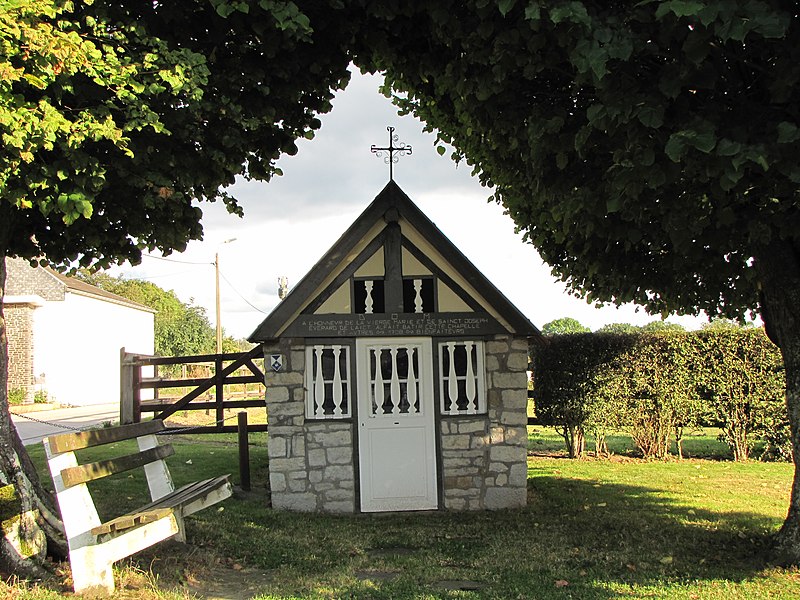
[{"x1": 285, "y1": 312, "x2": 502, "y2": 338}]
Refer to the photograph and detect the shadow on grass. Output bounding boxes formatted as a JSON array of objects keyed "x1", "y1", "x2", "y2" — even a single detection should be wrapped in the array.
[{"x1": 178, "y1": 467, "x2": 791, "y2": 599}]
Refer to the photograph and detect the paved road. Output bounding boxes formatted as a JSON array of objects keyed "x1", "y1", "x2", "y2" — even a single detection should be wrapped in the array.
[{"x1": 10, "y1": 403, "x2": 121, "y2": 446}]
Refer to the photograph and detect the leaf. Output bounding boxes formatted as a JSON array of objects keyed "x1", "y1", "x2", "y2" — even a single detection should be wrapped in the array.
[
  {"x1": 498, "y1": 0, "x2": 517, "y2": 17},
  {"x1": 637, "y1": 105, "x2": 664, "y2": 128},
  {"x1": 549, "y1": 2, "x2": 590, "y2": 27},
  {"x1": 436, "y1": 145, "x2": 446, "y2": 156},
  {"x1": 654, "y1": 1, "x2": 704, "y2": 20},
  {"x1": 777, "y1": 122, "x2": 800, "y2": 144},
  {"x1": 524, "y1": 4, "x2": 541, "y2": 20}
]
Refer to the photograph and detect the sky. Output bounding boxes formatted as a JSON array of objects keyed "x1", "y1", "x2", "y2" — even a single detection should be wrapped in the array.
[{"x1": 111, "y1": 68, "x2": 708, "y2": 340}]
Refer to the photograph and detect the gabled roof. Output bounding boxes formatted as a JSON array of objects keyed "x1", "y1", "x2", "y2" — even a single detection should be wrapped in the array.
[{"x1": 249, "y1": 181, "x2": 540, "y2": 341}]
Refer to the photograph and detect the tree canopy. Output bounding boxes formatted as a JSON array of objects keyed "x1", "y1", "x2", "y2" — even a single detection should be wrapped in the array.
[
  {"x1": 358, "y1": 0, "x2": 799, "y2": 320},
  {"x1": 5, "y1": 0, "x2": 800, "y2": 570},
  {"x1": 541, "y1": 316, "x2": 590, "y2": 335}
]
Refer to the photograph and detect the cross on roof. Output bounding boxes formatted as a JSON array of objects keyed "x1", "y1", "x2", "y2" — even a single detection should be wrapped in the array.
[{"x1": 371, "y1": 126, "x2": 412, "y2": 181}]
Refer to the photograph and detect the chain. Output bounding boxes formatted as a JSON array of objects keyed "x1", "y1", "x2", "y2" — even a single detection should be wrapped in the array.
[{"x1": 10, "y1": 410, "x2": 90, "y2": 433}]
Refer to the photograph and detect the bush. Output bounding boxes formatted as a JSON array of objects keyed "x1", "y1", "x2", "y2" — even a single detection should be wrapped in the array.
[{"x1": 8, "y1": 388, "x2": 25, "y2": 405}]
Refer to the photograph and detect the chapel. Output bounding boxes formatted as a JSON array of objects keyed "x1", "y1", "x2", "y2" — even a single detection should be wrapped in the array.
[{"x1": 249, "y1": 181, "x2": 540, "y2": 512}]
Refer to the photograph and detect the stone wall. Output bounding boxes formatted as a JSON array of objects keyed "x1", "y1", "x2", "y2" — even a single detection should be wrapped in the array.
[
  {"x1": 263, "y1": 339, "x2": 355, "y2": 513},
  {"x1": 440, "y1": 334, "x2": 529, "y2": 510},
  {"x1": 6, "y1": 257, "x2": 64, "y2": 300},
  {"x1": 6, "y1": 303, "x2": 36, "y2": 404}
]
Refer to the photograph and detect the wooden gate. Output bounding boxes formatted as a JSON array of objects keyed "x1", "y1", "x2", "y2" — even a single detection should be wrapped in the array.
[{"x1": 120, "y1": 346, "x2": 267, "y2": 433}]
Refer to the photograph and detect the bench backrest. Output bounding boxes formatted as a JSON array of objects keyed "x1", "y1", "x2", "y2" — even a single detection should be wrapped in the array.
[{"x1": 43, "y1": 420, "x2": 177, "y2": 542}]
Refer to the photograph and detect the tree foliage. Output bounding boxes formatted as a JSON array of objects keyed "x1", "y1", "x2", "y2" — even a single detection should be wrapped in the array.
[
  {"x1": 75, "y1": 272, "x2": 236, "y2": 357},
  {"x1": 541, "y1": 317, "x2": 590, "y2": 335}
]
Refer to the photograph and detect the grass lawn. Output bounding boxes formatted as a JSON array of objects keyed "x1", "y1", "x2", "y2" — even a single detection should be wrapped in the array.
[{"x1": 6, "y1": 429, "x2": 800, "y2": 599}]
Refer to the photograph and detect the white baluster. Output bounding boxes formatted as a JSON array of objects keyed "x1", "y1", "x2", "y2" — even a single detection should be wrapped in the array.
[
  {"x1": 413, "y1": 279, "x2": 423, "y2": 313},
  {"x1": 373, "y1": 348, "x2": 383, "y2": 414},
  {"x1": 364, "y1": 280, "x2": 374, "y2": 314},
  {"x1": 390, "y1": 347, "x2": 400, "y2": 415},
  {"x1": 465, "y1": 342, "x2": 476, "y2": 414},
  {"x1": 314, "y1": 346, "x2": 325, "y2": 418},
  {"x1": 447, "y1": 342, "x2": 458, "y2": 414},
  {"x1": 332, "y1": 345, "x2": 342, "y2": 416},
  {"x1": 407, "y1": 347, "x2": 417, "y2": 413}
]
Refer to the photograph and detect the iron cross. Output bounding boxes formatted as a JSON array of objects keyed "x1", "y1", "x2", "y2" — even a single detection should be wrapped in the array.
[{"x1": 371, "y1": 126, "x2": 412, "y2": 181}]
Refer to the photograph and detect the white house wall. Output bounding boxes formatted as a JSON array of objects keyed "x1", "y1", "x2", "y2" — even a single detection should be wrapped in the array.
[{"x1": 33, "y1": 292, "x2": 154, "y2": 407}]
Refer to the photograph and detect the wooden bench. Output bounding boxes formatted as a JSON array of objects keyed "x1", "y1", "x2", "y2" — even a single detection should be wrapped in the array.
[{"x1": 43, "y1": 420, "x2": 232, "y2": 595}]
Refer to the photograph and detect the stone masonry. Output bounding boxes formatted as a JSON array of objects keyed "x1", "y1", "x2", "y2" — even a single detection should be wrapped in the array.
[
  {"x1": 263, "y1": 338, "x2": 355, "y2": 513},
  {"x1": 440, "y1": 334, "x2": 529, "y2": 510}
]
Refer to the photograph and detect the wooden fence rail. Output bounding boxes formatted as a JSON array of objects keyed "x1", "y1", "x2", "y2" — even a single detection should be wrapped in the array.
[{"x1": 120, "y1": 346, "x2": 267, "y2": 434}]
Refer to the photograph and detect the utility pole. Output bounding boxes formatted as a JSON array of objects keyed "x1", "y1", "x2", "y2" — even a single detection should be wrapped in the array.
[{"x1": 215, "y1": 238, "x2": 237, "y2": 354}]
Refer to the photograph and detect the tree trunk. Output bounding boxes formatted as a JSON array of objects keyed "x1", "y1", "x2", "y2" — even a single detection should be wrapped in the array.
[
  {"x1": 756, "y1": 239, "x2": 800, "y2": 564},
  {"x1": 0, "y1": 252, "x2": 66, "y2": 578}
]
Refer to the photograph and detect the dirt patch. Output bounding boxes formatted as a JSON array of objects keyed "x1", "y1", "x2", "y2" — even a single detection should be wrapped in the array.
[{"x1": 182, "y1": 565, "x2": 275, "y2": 600}]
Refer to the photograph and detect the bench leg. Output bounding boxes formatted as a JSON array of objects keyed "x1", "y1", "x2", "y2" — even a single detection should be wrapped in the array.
[
  {"x1": 70, "y1": 547, "x2": 115, "y2": 596},
  {"x1": 173, "y1": 513, "x2": 186, "y2": 543}
]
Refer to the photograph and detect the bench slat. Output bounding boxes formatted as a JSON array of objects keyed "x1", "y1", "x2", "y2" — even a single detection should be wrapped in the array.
[
  {"x1": 47, "y1": 420, "x2": 166, "y2": 454},
  {"x1": 91, "y1": 508, "x2": 175, "y2": 536},
  {"x1": 138, "y1": 475, "x2": 231, "y2": 512},
  {"x1": 90, "y1": 475, "x2": 231, "y2": 536},
  {"x1": 60, "y1": 444, "x2": 174, "y2": 488}
]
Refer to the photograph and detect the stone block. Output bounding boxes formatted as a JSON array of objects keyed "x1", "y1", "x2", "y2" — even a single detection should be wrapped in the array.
[
  {"x1": 268, "y1": 401, "x2": 304, "y2": 417},
  {"x1": 294, "y1": 387, "x2": 306, "y2": 402},
  {"x1": 499, "y1": 410, "x2": 527, "y2": 426},
  {"x1": 501, "y1": 389, "x2": 528, "y2": 409},
  {"x1": 496, "y1": 473, "x2": 508, "y2": 486},
  {"x1": 268, "y1": 425, "x2": 302, "y2": 437},
  {"x1": 325, "y1": 465, "x2": 353, "y2": 481},
  {"x1": 507, "y1": 351, "x2": 529, "y2": 371},
  {"x1": 486, "y1": 340, "x2": 509, "y2": 355},
  {"x1": 490, "y1": 445, "x2": 526, "y2": 463},
  {"x1": 269, "y1": 457, "x2": 306, "y2": 473},
  {"x1": 322, "y1": 501, "x2": 354, "y2": 513},
  {"x1": 308, "y1": 449, "x2": 326, "y2": 467},
  {"x1": 489, "y1": 427, "x2": 505, "y2": 444},
  {"x1": 291, "y1": 350, "x2": 305, "y2": 371},
  {"x1": 492, "y1": 371, "x2": 526, "y2": 389},
  {"x1": 324, "y1": 489, "x2": 353, "y2": 501},
  {"x1": 291, "y1": 435, "x2": 306, "y2": 457},
  {"x1": 271, "y1": 372, "x2": 305, "y2": 386},
  {"x1": 269, "y1": 472, "x2": 286, "y2": 492},
  {"x1": 267, "y1": 436, "x2": 286, "y2": 458},
  {"x1": 505, "y1": 426, "x2": 528, "y2": 445},
  {"x1": 314, "y1": 430, "x2": 351, "y2": 446},
  {"x1": 484, "y1": 487, "x2": 527, "y2": 510},
  {"x1": 266, "y1": 386, "x2": 290, "y2": 404},
  {"x1": 272, "y1": 492, "x2": 317, "y2": 512},
  {"x1": 288, "y1": 477, "x2": 307, "y2": 492},
  {"x1": 441, "y1": 434, "x2": 470, "y2": 450},
  {"x1": 509, "y1": 463, "x2": 528, "y2": 487},
  {"x1": 327, "y1": 446, "x2": 352, "y2": 465},
  {"x1": 470, "y1": 435, "x2": 488, "y2": 449},
  {"x1": 485, "y1": 355, "x2": 500, "y2": 371},
  {"x1": 442, "y1": 457, "x2": 473, "y2": 468},
  {"x1": 309, "y1": 469, "x2": 323, "y2": 484},
  {"x1": 446, "y1": 497, "x2": 466, "y2": 510},
  {"x1": 457, "y1": 419, "x2": 486, "y2": 434},
  {"x1": 511, "y1": 337, "x2": 529, "y2": 352}
]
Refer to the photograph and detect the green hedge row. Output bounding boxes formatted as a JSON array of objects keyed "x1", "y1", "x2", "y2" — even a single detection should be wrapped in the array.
[{"x1": 531, "y1": 329, "x2": 788, "y2": 461}]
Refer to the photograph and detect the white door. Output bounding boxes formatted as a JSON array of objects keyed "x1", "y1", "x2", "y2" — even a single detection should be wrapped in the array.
[{"x1": 356, "y1": 337, "x2": 438, "y2": 512}]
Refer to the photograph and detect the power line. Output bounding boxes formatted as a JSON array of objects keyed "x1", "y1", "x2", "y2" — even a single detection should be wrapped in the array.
[
  {"x1": 142, "y1": 254, "x2": 212, "y2": 266},
  {"x1": 218, "y1": 270, "x2": 269, "y2": 314}
]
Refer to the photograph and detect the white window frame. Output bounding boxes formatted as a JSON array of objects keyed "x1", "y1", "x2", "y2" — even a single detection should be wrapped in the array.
[
  {"x1": 305, "y1": 344, "x2": 351, "y2": 419},
  {"x1": 438, "y1": 340, "x2": 486, "y2": 416}
]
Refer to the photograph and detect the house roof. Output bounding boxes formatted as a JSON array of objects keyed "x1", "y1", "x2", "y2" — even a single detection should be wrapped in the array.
[
  {"x1": 249, "y1": 181, "x2": 540, "y2": 342},
  {"x1": 4, "y1": 257, "x2": 154, "y2": 313},
  {"x1": 46, "y1": 269, "x2": 156, "y2": 313}
]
